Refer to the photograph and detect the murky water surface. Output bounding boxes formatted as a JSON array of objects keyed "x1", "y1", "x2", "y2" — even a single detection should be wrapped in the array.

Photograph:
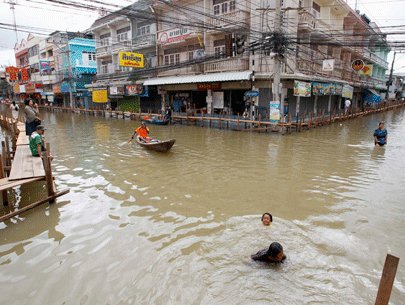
[{"x1": 0, "y1": 108, "x2": 404, "y2": 304}]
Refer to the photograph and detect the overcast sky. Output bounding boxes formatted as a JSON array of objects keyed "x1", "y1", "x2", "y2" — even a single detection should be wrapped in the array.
[{"x1": 0, "y1": 0, "x2": 404, "y2": 73}]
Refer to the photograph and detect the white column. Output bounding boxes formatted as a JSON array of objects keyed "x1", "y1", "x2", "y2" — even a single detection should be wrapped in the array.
[
  {"x1": 296, "y1": 96, "x2": 300, "y2": 117},
  {"x1": 206, "y1": 89, "x2": 212, "y2": 115}
]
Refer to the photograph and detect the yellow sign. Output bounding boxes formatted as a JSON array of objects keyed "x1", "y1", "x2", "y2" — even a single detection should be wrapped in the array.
[
  {"x1": 119, "y1": 52, "x2": 144, "y2": 68},
  {"x1": 92, "y1": 89, "x2": 108, "y2": 103},
  {"x1": 359, "y1": 64, "x2": 373, "y2": 76}
]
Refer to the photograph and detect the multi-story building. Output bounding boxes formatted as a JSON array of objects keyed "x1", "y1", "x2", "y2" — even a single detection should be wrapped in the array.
[
  {"x1": 60, "y1": 37, "x2": 97, "y2": 108},
  {"x1": 147, "y1": 0, "x2": 252, "y2": 114},
  {"x1": 139, "y1": 0, "x2": 390, "y2": 118},
  {"x1": 39, "y1": 37, "x2": 57, "y2": 103},
  {"x1": 26, "y1": 34, "x2": 44, "y2": 102},
  {"x1": 89, "y1": 1, "x2": 159, "y2": 111},
  {"x1": 13, "y1": 37, "x2": 30, "y2": 101}
]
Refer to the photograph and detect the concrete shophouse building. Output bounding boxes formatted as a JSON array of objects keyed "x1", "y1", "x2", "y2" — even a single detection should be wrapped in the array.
[
  {"x1": 145, "y1": 0, "x2": 253, "y2": 115},
  {"x1": 89, "y1": 1, "x2": 158, "y2": 111},
  {"x1": 26, "y1": 34, "x2": 44, "y2": 101},
  {"x1": 141, "y1": 0, "x2": 389, "y2": 119},
  {"x1": 13, "y1": 38, "x2": 30, "y2": 101},
  {"x1": 38, "y1": 37, "x2": 57, "y2": 103},
  {"x1": 60, "y1": 37, "x2": 96, "y2": 108}
]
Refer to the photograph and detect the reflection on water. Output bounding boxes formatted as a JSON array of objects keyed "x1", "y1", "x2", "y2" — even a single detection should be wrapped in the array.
[{"x1": 0, "y1": 108, "x2": 404, "y2": 304}]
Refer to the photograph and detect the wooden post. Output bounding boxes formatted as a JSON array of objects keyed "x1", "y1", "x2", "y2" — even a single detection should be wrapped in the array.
[
  {"x1": 43, "y1": 143, "x2": 56, "y2": 203},
  {"x1": 0, "y1": 155, "x2": 8, "y2": 206},
  {"x1": 374, "y1": 254, "x2": 400, "y2": 305},
  {"x1": 5, "y1": 137, "x2": 11, "y2": 166},
  {"x1": 1, "y1": 142, "x2": 7, "y2": 171},
  {"x1": 237, "y1": 114, "x2": 240, "y2": 130}
]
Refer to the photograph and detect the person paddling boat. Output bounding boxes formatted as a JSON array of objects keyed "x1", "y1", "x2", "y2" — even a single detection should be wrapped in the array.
[{"x1": 129, "y1": 122, "x2": 151, "y2": 143}]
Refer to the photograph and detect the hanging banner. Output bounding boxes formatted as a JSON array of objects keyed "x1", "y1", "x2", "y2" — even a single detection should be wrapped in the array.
[
  {"x1": 21, "y1": 68, "x2": 30, "y2": 82},
  {"x1": 322, "y1": 59, "x2": 335, "y2": 72},
  {"x1": 19, "y1": 84, "x2": 26, "y2": 93},
  {"x1": 13, "y1": 83, "x2": 20, "y2": 94},
  {"x1": 358, "y1": 64, "x2": 373, "y2": 76},
  {"x1": 119, "y1": 52, "x2": 144, "y2": 68},
  {"x1": 293, "y1": 80, "x2": 311, "y2": 97},
  {"x1": 25, "y1": 83, "x2": 35, "y2": 94},
  {"x1": 126, "y1": 84, "x2": 144, "y2": 96},
  {"x1": 40, "y1": 61, "x2": 52, "y2": 74},
  {"x1": 5, "y1": 66, "x2": 19, "y2": 81},
  {"x1": 92, "y1": 89, "x2": 108, "y2": 103},
  {"x1": 342, "y1": 85, "x2": 354, "y2": 99},
  {"x1": 333, "y1": 84, "x2": 343, "y2": 95},
  {"x1": 157, "y1": 28, "x2": 194, "y2": 45},
  {"x1": 53, "y1": 84, "x2": 61, "y2": 94},
  {"x1": 109, "y1": 86, "x2": 125, "y2": 96},
  {"x1": 312, "y1": 82, "x2": 334, "y2": 95},
  {"x1": 269, "y1": 101, "x2": 280, "y2": 122}
]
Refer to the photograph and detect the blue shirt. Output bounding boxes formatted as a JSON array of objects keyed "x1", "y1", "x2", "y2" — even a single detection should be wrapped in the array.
[{"x1": 374, "y1": 128, "x2": 387, "y2": 145}]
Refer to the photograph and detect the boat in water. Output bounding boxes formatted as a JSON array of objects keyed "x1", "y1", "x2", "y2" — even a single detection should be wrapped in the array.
[{"x1": 136, "y1": 138, "x2": 175, "y2": 152}]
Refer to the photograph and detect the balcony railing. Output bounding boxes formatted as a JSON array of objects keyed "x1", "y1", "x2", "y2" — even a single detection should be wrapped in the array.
[
  {"x1": 158, "y1": 64, "x2": 203, "y2": 77},
  {"x1": 111, "y1": 41, "x2": 132, "y2": 53},
  {"x1": 133, "y1": 34, "x2": 156, "y2": 49},
  {"x1": 207, "y1": 10, "x2": 250, "y2": 30},
  {"x1": 298, "y1": 10, "x2": 316, "y2": 31},
  {"x1": 204, "y1": 56, "x2": 249, "y2": 73}
]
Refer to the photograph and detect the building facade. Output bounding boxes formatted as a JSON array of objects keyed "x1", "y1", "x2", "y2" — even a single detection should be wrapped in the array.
[{"x1": 88, "y1": 1, "x2": 159, "y2": 111}]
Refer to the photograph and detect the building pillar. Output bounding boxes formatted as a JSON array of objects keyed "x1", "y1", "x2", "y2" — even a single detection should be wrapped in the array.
[
  {"x1": 206, "y1": 89, "x2": 212, "y2": 115},
  {"x1": 328, "y1": 95, "x2": 332, "y2": 113},
  {"x1": 314, "y1": 95, "x2": 318, "y2": 115},
  {"x1": 161, "y1": 94, "x2": 165, "y2": 112},
  {"x1": 296, "y1": 96, "x2": 300, "y2": 117}
]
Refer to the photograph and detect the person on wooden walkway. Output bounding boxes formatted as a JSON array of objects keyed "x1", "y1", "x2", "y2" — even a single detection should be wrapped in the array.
[
  {"x1": 24, "y1": 99, "x2": 41, "y2": 136},
  {"x1": 29, "y1": 125, "x2": 46, "y2": 157}
]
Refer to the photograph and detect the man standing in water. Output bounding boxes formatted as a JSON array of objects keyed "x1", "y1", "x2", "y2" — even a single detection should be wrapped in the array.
[
  {"x1": 374, "y1": 121, "x2": 388, "y2": 146},
  {"x1": 344, "y1": 99, "x2": 351, "y2": 114}
]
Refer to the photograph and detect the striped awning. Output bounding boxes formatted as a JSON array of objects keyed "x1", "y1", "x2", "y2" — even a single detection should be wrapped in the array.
[{"x1": 142, "y1": 71, "x2": 252, "y2": 86}]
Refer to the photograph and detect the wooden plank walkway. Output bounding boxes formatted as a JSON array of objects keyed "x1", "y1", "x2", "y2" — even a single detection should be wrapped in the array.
[
  {"x1": 9, "y1": 145, "x2": 45, "y2": 180},
  {"x1": 0, "y1": 176, "x2": 44, "y2": 192}
]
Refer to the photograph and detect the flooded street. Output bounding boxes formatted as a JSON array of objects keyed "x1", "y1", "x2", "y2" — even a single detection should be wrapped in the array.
[{"x1": 1, "y1": 109, "x2": 404, "y2": 304}]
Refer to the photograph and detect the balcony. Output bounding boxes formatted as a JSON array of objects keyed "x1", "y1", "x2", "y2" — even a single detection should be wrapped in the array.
[
  {"x1": 111, "y1": 41, "x2": 133, "y2": 54},
  {"x1": 204, "y1": 56, "x2": 249, "y2": 73},
  {"x1": 158, "y1": 64, "x2": 203, "y2": 77},
  {"x1": 133, "y1": 34, "x2": 156, "y2": 49},
  {"x1": 207, "y1": 10, "x2": 250, "y2": 31},
  {"x1": 298, "y1": 10, "x2": 316, "y2": 32},
  {"x1": 96, "y1": 45, "x2": 110, "y2": 58}
]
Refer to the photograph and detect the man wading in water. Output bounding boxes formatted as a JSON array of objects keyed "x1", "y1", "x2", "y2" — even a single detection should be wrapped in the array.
[{"x1": 374, "y1": 121, "x2": 388, "y2": 147}]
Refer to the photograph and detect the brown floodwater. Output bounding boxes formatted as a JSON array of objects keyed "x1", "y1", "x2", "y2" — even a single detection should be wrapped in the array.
[{"x1": 0, "y1": 107, "x2": 404, "y2": 304}]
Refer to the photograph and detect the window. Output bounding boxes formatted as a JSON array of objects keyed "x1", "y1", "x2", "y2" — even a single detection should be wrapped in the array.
[
  {"x1": 164, "y1": 54, "x2": 180, "y2": 65},
  {"x1": 28, "y1": 45, "x2": 39, "y2": 57},
  {"x1": 214, "y1": 46, "x2": 225, "y2": 58},
  {"x1": 213, "y1": 0, "x2": 235, "y2": 15},
  {"x1": 188, "y1": 51, "x2": 194, "y2": 61},
  {"x1": 100, "y1": 33, "x2": 111, "y2": 46},
  {"x1": 229, "y1": 0, "x2": 235, "y2": 11},
  {"x1": 82, "y1": 51, "x2": 96, "y2": 65},
  {"x1": 136, "y1": 25, "x2": 151, "y2": 36},
  {"x1": 221, "y1": 2, "x2": 228, "y2": 14},
  {"x1": 313, "y1": 2, "x2": 321, "y2": 12},
  {"x1": 101, "y1": 65, "x2": 109, "y2": 74}
]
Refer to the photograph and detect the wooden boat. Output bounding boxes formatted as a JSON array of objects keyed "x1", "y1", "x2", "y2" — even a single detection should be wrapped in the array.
[
  {"x1": 143, "y1": 118, "x2": 170, "y2": 125},
  {"x1": 136, "y1": 138, "x2": 175, "y2": 152}
]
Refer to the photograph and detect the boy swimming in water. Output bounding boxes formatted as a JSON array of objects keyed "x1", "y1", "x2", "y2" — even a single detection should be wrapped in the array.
[
  {"x1": 251, "y1": 242, "x2": 286, "y2": 263},
  {"x1": 261, "y1": 213, "x2": 273, "y2": 226}
]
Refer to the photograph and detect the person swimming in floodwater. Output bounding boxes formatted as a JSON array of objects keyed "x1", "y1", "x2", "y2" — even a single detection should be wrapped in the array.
[
  {"x1": 261, "y1": 212, "x2": 273, "y2": 226},
  {"x1": 251, "y1": 242, "x2": 286, "y2": 263}
]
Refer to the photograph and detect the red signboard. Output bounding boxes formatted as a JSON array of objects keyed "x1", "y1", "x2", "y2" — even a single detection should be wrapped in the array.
[
  {"x1": 21, "y1": 68, "x2": 30, "y2": 82},
  {"x1": 197, "y1": 83, "x2": 221, "y2": 91},
  {"x1": 5, "y1": 66, "x2": 19, "y2": 81}
]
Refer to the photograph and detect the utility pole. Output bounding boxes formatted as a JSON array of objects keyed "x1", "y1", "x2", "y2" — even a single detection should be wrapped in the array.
[
  {"x1": 66, "y1": 48, "x2": 74, "y2": 108},
  {"x1": 385, "y1": 51, "x2": 396, "y2": 100},
  {"x1": 7, "y1": 0, "x2": 18, "y2": 43},
  {"x1": 273, "y1": 0, "x2": 283, "y2": 122}
]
